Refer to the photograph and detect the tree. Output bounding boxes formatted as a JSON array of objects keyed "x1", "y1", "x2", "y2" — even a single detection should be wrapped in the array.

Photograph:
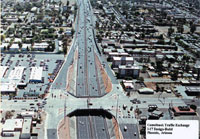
[
  {"x1": 141, "y1": 66, "x2": 147, "y2": 73},
  {"x1": 137, "y1": 77, "x2": 144, "y2": 83},
  {"x1": 5, "y1": 111, "x2": 13, "y2": 119},
  {"x1": 59, "y1": 28, "x2": 64, "y2": 34},
  {"x1": 190, "y1": 104, "x2": 197, "y2": 111},
  {"x1": 71, "y1": 28, "x2": 75, "y2": 36},
  {"x1": 156, "y1": 60, "x2": 163, "y2": 71},
  {"x1": 190, "y1": 24, "x2": 196, "y2": 34},
  {"x1": 1, "y1": 35, "x2": 5, "y2": 42},
  {"x1": 26, "y1": 46, "x2": 30, "y2": 51},
  {"x1": 63, "y1": 46, "x2": 67, "y2": 55},
  {"x1": 168, "y1": 27, "x2": 174, "y2": 36},
  {"x1": 18, "y1": 42, "x2": 22, "y2": 49},
  {"x1": 171, "y1": 69, "x2": 178, "y2": 80},
  {"x1": 177, "y1": 25, "x2": 184, "y2": 33}
]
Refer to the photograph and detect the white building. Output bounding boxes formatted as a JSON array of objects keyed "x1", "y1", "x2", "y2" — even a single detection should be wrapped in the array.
[
  {"x1": 29, "y1": 67, "x2": 43, "y2": 83},
  {"x1": 0, "y1": 66, "x2": 8, "y2": 78},
  {"x1": 20, "y1": 111, "x2": 35, "y2": 118},
  {"x1": 33, "y1": 42, "x2": 48, "y2": 51},
  {"x1": 138, "y1": 88, "x2": 154, "y2": 94},
  {"x1": 10, "y1": 43, "x2": 19, "y2": 51},
  {"x1": 22, "y1": 44, "x2": 31, "y2": 51},
  {"x1": 112, "y1": 56, "x2": 134, "y2": 68},
  {"x1": 14, "y1": 38, "x2": 22, "y2": 43},
  {"x1": 108, "y1": 52, "x2": 129, "y2": 61},
  {"x1": 0, "y1": 83, "x2": 16, "y2": 94},
  {"x1": 20, "y1": 118, "x2": 32, "y2": 139},
  {"x1": 8, "y1": 67, "x2": 24, "y2": 81},
  {"x1": 2, "y1": 119, "x2": 23, "y2": 133},
  {"x1": 0, "y1": 43, "x2": 9, "y2": 51}
]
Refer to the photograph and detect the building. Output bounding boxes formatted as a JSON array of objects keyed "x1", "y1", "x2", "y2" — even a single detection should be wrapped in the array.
[
  {"x1": 29, "y1": 67, "x2": 43, "y2": 83},
  {"x1": 20, "y1": 117, "x2": 32, "y2": 139},
  {"x1": 20, "y1": 111, "x2": 35, "y2": 118},
  {"x1": 108, "y1": 52, "x2": 129, "y2": 61},
  {"x1": 0, "y1": 43, "x2": 9, "y2": 51},
  {"x1": 185, "y1": 86, "x2": 200, "y2": 96},
  {"x1": 22, "y1": 44, "x2": 31, "y2": 51},
  {"x1": 195, "y1": 61, "x2": 200, "y2": 80},
  {"x1": 112, "y1": 57, "x2": 134, "y2": 68},
  {"x1": 65, "y1": 28, "x2": 72, "y2": 36},
  {"x1": 8, "y1": 67, "x2": 24, "y2": 81},
  {"x1": 0, "y1": 66, "x2": 8, "y2": 78},
  {"x1": 172, "y1": 106, "x2": 196, "y2": 116},
  {"x1": 10, "y1": 43, "x2": 19, "y2": 51},
  {"x1": 123, "y1": 80, "x2": 134, "y2": 91},
  {"x1": 2, "y1": 119, "x2": 23, "y2": 133},
  {"x1": 0, "y1": 83, "x2": 17, "y2": 94},
  {"x1": 33, "y1": 43, "x2": 48, "y2": 51},
  {"x1": 118, "y1": 64, "x2": 140, "y2": 78},
  {"x1": 138, "y1": 88, "x2": 154, "y2": 94}
]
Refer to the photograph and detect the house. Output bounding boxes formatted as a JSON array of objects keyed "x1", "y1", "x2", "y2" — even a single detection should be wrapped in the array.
[{"x1": 118, "y1": 64, "x2": 140, "y2": 78}]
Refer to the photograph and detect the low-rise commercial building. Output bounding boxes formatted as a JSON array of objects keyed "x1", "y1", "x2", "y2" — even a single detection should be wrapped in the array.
[
  {"x1": 33, "y1": 43, "x2": 48, "y2": 51},
  {"x1": 2, "y1": 119, "x2": 23, "y2": 133},
  {"x1": 8, "y1": 67, "x2": 24, "y2": 81},
  {"x1": 20, "y1": 118, "x2": 32, "y2": 139},
  {"x1": 138, "y1": 88, "x2": 154, "y2": 94},
  {"x1": 0, "y1": 66, "x2": 8, "y2": 78},
  {"x1": 0, "y1": 83, "x2": 17, "y2": 94},
  {"x1": 29, "y1": 67, "x2": 43, "y2": 83},
  {"x1": 172, "y1": 106, "x2": 196, "y2": 116}
]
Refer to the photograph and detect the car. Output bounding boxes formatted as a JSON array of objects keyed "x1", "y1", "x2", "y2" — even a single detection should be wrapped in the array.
[
  {"x1": 37, "y1": 103, "x2": 41, "y2": 106},
  {"x1": 148, "y1": 104, "x2": 158, "y2": 112},
  {"x1": 30, "y1": 103, "x2": 34, "y2": 105},
  {"x1": 124, "y1": 126, "x2": 127, "y2": 131},
  {"x1": 14, "y1": 100, "x2": 17, "y2": 102}
]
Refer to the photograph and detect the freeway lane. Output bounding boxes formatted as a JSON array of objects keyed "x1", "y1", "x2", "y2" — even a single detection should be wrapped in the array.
[
  {"x1": 75, "y1": 0, "x2": 111, "y2": 138},
  {"x1": 77, "y1": 116, "x2": 92, "y2": 139},
  {"x1": 76, "y1": 116, "x2": 110, "y2": 139},
  {"x1": 75, "y1": 0, "x2": 107, "y2": 97}
]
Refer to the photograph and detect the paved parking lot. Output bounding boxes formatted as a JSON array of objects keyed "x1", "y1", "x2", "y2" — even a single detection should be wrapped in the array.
[{"x1": 1, "y1": 53, "x2": 64, "y2": 98}]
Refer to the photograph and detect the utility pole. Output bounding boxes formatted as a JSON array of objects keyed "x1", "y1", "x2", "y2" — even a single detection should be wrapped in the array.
[
  {"x1": 116, "y1": 94, "x2": 119, "y2": 121},
  {"x1": 64, "y1": 98, "x2": 66, "y2": 123}
]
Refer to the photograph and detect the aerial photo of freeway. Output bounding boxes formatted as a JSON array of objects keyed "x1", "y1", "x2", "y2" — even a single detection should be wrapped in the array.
[{"x1": 1, "y1": 0, "x2": 200, "y2": 139}]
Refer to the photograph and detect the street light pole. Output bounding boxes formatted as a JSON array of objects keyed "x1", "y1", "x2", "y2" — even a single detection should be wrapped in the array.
[
  {"x1": 64, "y1": 97, "x2": 66, "y2": 123},
  {"x1": 116, "y1": 94, "x2": 119, "y2": 121}
]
